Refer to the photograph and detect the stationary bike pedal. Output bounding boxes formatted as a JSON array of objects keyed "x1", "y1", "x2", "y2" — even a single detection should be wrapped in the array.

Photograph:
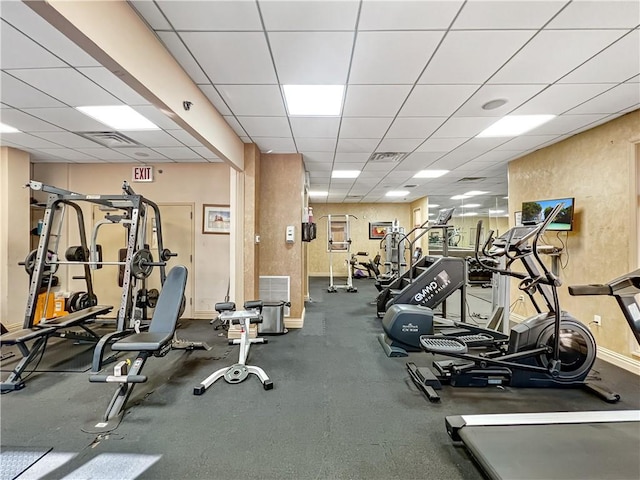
[{"x1": 420, "y1": 335, "x2": 468, "y2": 354}]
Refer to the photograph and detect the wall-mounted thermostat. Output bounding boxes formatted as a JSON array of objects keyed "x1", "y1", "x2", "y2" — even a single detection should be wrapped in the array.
[{"x1": 286, "y1": 225, "x2": 295, "y2": 244}]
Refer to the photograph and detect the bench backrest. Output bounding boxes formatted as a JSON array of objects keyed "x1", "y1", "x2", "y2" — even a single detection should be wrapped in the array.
[{"x1": 148, "y1": 265, "x2": 188, "y2": 334}]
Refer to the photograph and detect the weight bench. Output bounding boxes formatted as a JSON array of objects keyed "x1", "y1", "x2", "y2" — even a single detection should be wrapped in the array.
[
  {"x1": 88, "y1": 265, "x2": 187, "y2": 432},
  {"x1": 0, "y1": 305, "x2": 113, "y2": 392}
]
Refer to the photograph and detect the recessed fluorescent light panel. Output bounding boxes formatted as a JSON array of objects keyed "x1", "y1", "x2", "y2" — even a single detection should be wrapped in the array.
[
  {"x1": 451, "y1": 194, "x2": 471, "y2": 200},
  {"x1": 283, "y1": 85, "x2": 345, "y2": 116},
  {"x1": 0, "y1": 122, "x2": 20, "y2": 133},
  {"x1": 489, "y1": 209, "x2": 505, "y2": 214},
  {"x1": 413, "y1": 169, "x2": 449, "y2": 178},
  {"x1": 461, "y1": 212, "x2": 479, "y2": 217},
  {"x1": 462, "y1": 203, "x2": 481, "y2": 208},
  {"x1": 464, "y1": 191, "x2": 489, "y2": 196},
  {"x1": 477, "y1": 115, "x2": 555, "y2": 137},
  {"x1": 428, "y1": 204, "x2": 440, "y2": 208},
  {"x1": 331, "y1": 170, "x2": 360, "y2": 178},
  {"x1": 386, "y1": 190, "x2": 410, "y2": 197},
  {"x1": 76, "y1": 106, "x2": 159, "y2": 130},
  {"x1": 308, "y1": 191, "x2": 328, "y2": 197}
]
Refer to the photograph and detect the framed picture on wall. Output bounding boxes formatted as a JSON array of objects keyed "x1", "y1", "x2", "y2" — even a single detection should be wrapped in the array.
[
  {"x1": 369, "y1": 221, "x2": 393, "y2": 240},
  {"x1": 203, "y1": 204, "x2": 230, "y2": 234}
]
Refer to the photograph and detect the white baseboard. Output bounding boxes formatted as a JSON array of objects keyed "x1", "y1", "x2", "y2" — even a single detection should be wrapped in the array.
[{"x1": 597, "y1": 347, "x2": 640, "y2": 375}]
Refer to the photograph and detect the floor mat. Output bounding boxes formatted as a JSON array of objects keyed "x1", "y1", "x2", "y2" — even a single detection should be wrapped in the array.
[
  {"x1": 0, "y1": 344, "x2": 95, "y2": 374},
  {"x1": 0, "y1": 447, "x2": 52, "y2": 480}
]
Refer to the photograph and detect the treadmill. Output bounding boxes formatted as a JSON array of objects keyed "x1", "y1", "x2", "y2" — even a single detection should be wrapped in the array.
[{"x1": 443, "y1": 269, "x2": 640, "y2": 480}]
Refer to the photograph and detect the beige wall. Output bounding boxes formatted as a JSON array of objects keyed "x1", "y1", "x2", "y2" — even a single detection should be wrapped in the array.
[
  {"x1": 1, "y1": 147, "x2": 31, "y2": 328},
  {"x1": 259, "y1": 153, "x2": 305, "y2": 321},
  {"x1": 30, "y1": 162, "x2": 231, "y2": 319},
  {"x1": 508, "y1": 110, "x2": 640, "y2": 359},
  {"x1": 308, "y1": 203, "x2": 412, "y2": 276}
]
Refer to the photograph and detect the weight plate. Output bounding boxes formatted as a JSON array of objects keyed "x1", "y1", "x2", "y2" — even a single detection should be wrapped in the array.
[
  {"x1": 224, "y1": 364, "x2": 249, "y2": 383},
  {"x1": 131, "y1": 249, "x2": 154, "y2": 279},
  {"x1": 147, "y1": 288, "x2": 160, "y2": 308}
]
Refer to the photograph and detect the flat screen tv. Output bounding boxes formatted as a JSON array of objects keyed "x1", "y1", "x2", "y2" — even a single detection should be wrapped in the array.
[{"x1": 521, "y1": 197, "x2": 575, "y2": 231}]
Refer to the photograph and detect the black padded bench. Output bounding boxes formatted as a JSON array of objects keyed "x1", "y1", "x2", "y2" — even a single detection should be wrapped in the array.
[{"x1": 1, "y1": 305, "x2": 113, "y2": 392}]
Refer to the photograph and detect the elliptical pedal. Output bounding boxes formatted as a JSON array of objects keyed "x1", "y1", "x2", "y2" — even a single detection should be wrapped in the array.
[
  {"x1": 457, "y1": 333, "x2": 496, "y2": 347},
  {"x1": 420, "y1": 335, "x2": 468, "y2": 354}
]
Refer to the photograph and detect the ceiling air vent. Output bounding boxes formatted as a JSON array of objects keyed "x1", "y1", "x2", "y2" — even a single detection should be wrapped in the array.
[
  {"x1": 346, "y1": 195, "x2": 363, "y2": 199},
  {"x1": 457, "y1": 177, "x2": 486, "y2": 182},
  {"x1": 403, "y1": 184, "x2": 417, "y2": 188},
  {"x1": 78, "y1": 131, "x2": 142, "y2": 148},
  {"x1": 368, "y1": 152, "x2": 408, "y2": 163}
]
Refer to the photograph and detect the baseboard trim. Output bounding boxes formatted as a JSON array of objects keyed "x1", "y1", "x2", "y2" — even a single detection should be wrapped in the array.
[
  {"x1": 597, "y1": 347, "x2": 640, "y2": 375},
  {"x1": 285, "y1": 307, "x2": 305, "y2": 329}
]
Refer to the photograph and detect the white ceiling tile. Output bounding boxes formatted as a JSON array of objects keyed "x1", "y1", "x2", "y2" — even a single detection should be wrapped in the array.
[
  {"x1": 150, "y1": 147, "x2": 201, "y2": 160},
  {"x1": 376, "y1": 138, "x2": 423, "y2": 152},
  {"x1": 343, "y1": 85, "x2": 412, "y2": 117},
  {"x1": 198, "y1": 85, "x2": 232, "y2": 115},
  {"x1": 566, "y1": 83, "x2": 640, "y2": 114},
  {"x1": 339, "y1": 117, "x2": 393, "y2": 139},
  {"x1": 9, "y1": 68, "x2": 121, "y2": 106},
  {"x1": 77, "y1": 67, "x2": 151, "y2": 106},
  {"x1": 456, "y1": 84, "x2": 547, "y2": 117},
  {"x1": 260, "y1": 1, "x2": 359, "y2": 30},
  {"x1": 1, "y1": 1, "x2": 100, "y2": 67},
  {"x1": 180, "y1": 32, "x2": 276, "y2": 84},
  {"x1": 132, "y1": 106, "x2": 181, "y2": 130},
  {"x1": 495, "y1": 134, "x2": 560, "y2": 151},
  {"x1": 0, "y1": 132, "x2": 62, "y2": 149},
  {"x1": 73, "y1": 147, "x2": 136, "y2": 161},
  {"x1": 237, "y1": 116, "x2": 291, "y2": 137},
  {"x1": 216, "y1": 85, "x2": 286, "y2": 116},
  {"x1": 295, "y1": 137, "x2": 337, "y2": 152},
  {"x1": 0, "y1": 21, "x2": 67, "y2": 69},
  {"x1": 420, "y1": 31, "x2": 536, "y2": 85},
  {"x1": 33, "y1": 148, "x2": 102, "y2": 161},
  {"x1": 119, "y1": 147, "x2": 170, "y2": 161},
  {"x1": 1, "y1": 72, "x2": 65, "y2": 108},
  {"x1": 121, "y1": 130, "x2": 185, "y2": 147},
  {"x1": 166, "y1": 129, "x2": 206, "y2": 148},
  {"x1": 290, "y1": 117, "x2": 340, "y2": 138},
  {"x1": 304, "y1": 160, "x2": 332, "y2": 172},
  {"x1": 333, "y1": 162, "x2": 366, "y2": 170},
  {"x1": 254, "y1": 137, "x2": 297, "y2": 153},
  {"x1": 1, "y1": 108, "x2": 64, "y2": 132},
  {"x1": 472, "y1": 150, "x2": 521, "y2": 163},
  {"x1": 30, "y1": 131, "x2": 104, "y2": 148},
  {"x1": 223, "y1": 116, "x2": 249, "y2": 137},
  {"x1": 358, "y1": 0, "x2": 463, "y2": 30},
  {"x1": 155, "y1": 0, "x2": 262, "y2": 30},
  {"x1": 547, "y1": 0, "x2": 640, "y2": 28},
  {"x1": 13, "y1": 108, "x2": 104, "y2": 131},
  {"x1": 453, "y1": 1, "x2": 566, "y2": 29},
  {"x1": 350, "y1": 31, "x2": 443, "y2": 84},
  {"x1": 396, "y1": 152, "x2": 445, "y2": 171},
  {"x1": 334, "y1": 152, "x2": 371, "y2": 163},
  {"x1": 490, "y1": 30, "x2": 628, "y2": 84},
  {"x1": 362, "y1": 162, "x2": 395, "y2": 171},
  {"x1": 269, "y1": 32, "x2": 354, "y2": 84},
  {"x1": 399, "y1": 85, "x2": 478, "y2": 117},
  {"x1": 190, "y1": 146, "x2": 220, "y2": 160},
  {"x1": 336, "y1": 138, "x2": 379, "y2": 153},
  {"x1": 559, "y1": 30, "x2": 640, "y2": 84},
  {"x1": 386, "y1": 117, "x2": 445, "y2": 139},
  {"x1": 432, "y1": 117, "x2": 497, "y2": 138},
  {"x1": 173, "y1": 158, "x2": 209, "y2": 163},
  {"x1": 129, "y1": 1, "x2": 172, "y2": 29},
  {"x1": 627, "y1": 75, "x2": 640, "y2": 83},
  {"x1": 303, "y1": 152, "x2": 334, "y2": 164},
  {"x1": 514, "y1": 84, "x2": 616, "y2": 115},
  {"x1": 157, "y1": 32, "x2": 209, "y2": 84},
  {"x1": 526, "y1": 114, "x2": 610, "y2": 135},
  {"x1": 415, "y1": 137, "x2": 467, "y2": 153}
]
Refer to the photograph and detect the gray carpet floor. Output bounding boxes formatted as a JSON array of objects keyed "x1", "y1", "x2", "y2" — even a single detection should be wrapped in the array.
[{"x1": 1, "y1": 277, "x2": 638, "y2": 479}]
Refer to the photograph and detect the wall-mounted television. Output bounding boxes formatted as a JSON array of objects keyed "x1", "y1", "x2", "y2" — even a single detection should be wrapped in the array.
[{"x1": 521, "y1": 197, "x2": 575, "y2": 231}]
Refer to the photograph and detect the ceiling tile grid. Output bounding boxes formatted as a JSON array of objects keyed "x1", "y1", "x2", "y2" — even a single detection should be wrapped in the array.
[{"x1": 0, "y1": 0, "x2": 638, "y2": 212}]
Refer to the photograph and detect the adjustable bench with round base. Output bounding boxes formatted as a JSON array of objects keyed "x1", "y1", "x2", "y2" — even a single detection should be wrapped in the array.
[{"x1": 84, "y1": 265, "x2": 187, "y2": 433}]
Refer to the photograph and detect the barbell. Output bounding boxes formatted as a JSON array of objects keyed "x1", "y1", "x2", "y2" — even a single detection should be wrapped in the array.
[{"x1": 22, "y1": 248, "x2": 169, "y2": 280}]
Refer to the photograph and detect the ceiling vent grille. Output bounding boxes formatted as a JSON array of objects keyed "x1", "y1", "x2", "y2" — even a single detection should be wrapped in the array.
[
  {"x1": 368, "y1": 152, "x2": 408, "y2": 163},
  {"x1": 78, "y1": 131, "x2": 141, "y2": 148},
  {"x1": 457, "y1": 177, "x2": 486, "y2": 182}
]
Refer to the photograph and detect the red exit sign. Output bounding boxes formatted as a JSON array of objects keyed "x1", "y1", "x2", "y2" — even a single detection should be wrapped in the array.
[{"x1": 132, "y1": 166, "x2": 153, "y2": 182}]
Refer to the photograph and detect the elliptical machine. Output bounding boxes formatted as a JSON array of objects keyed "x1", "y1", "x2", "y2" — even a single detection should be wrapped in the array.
[{"x1": 409, "y1": 203, "x2": 619, "y2": 403}]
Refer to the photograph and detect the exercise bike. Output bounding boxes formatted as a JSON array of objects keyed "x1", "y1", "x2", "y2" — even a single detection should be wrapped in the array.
[{"x1": 409, "y1": 203, "x2": 619, "y2": 403}]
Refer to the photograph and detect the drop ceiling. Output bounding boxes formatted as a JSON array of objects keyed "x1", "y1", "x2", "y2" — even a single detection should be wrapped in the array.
[{"x1": 1, "y1": 0, "x2": 638, "y2": 214}]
